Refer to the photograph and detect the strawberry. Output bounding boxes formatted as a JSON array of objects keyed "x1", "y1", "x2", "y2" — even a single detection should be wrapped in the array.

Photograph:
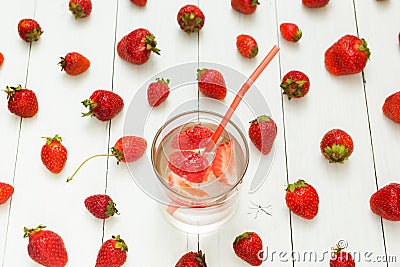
[
  {"x1": 177, "y1": 5, "x2": 205, "y2": 33},
  {"x1": 233, "y1": 232, "x2": 263, "y2": 266},
  {"x1": 168, "y1": 172, "x2": 209, "y2": 198},
  {"x1": 212, "y1": 140, "x2": 237, "y2": 186},
  {"x1": 370, "y1": 183, "x2": 400, "y2": 221},
  {"x1": 0, "y1": 182, "x2": 14, "y2": 204},
  {"x1": 285, "y1": 179, "x2": 319, "y2": 219},
  {"x1": 320, "y1": 129, "x2": 354, "y2": 163},
  {"x1": 117, "y1": 28, "x2": 160, "y2": 65},
  {"x1": 197, "y1": 69, "x2": 227, "y2": 100},
  {"x1": 58, "y1": 52, "x2": 90, "y2": 75},
  {"x1": 382, "y1": 91, "x2": 400, "y2": 124},
  {"x1": 17, "y1": 19, "x2": 43, "y2": 42},
  {"x1": 24, "y1": 225, "x2": 68, "y2": 267},
  {"x1": 67, "y1": 136, "x2": 146, "y2": 182},
  {"x1": 236, "y1": 34, "x2": 259, "y2": 58},
  {"x1": 170, "y1": 125, "x2": 214, "y2": 150},
  {"x1": 325, "y1": 35, "x2": 370, "y2": 76},
  {"x1": 330, "y1": 243, "x2": 355, "y2": 267},
  {"x1": 69, "y1": 0, "x2": 92, "y2": 19},
  {"x1": 96, "y1": 235, "x2": 128, "y2": 267},
  {"x1": 41, "y1": 135, "x2": 68, "y2": 174},
  {"x1": 175, "y1": 250, "x2": 207, "y2": 267},
  {"x1": 248, "y1": 115, "x2": 277, "y2": 155},
  {"x1": 280, "y1": 23, "x2": 302, "y2": 42},
  {"x1": 168, "y1": 151, "x2": 210, "y2": 183},
  {"x1": 84, "y1": 194, "x2": 119, "y2": 219},
  {"x1": 82, "y1": 90, "x2": 124, "y2": 121},
  {"x1": 0, "y1": 52, "x2": 4, "y2": 66},
  {"x1": 147, "y1": 78, "x2": 170, "y2": 107},
  {"x1": 280, "y1": 70, "x2": 310, "y2": 99},
  {"x1": 130, "y1": 0, "x2": 147, "y2": 6},
  {"x1": 231, "y1": 0, "x2": 259, "y2": 14},
  {"x1": 302, "y1": 0, "x2": 329, "y2": 8},
  {"x1": 5, "y1": 85, "x2": 38, "y2": 118}
]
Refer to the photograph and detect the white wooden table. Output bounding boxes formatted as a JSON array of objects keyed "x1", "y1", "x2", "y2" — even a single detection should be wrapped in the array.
[{"x1": 0, "y1": 0, "x2": 399, "y2": 266}]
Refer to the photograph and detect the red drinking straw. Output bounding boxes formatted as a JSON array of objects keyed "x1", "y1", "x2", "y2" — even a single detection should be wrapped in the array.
[{"x1": 204, "y1": 45, "x2": 280, "y2": 153}]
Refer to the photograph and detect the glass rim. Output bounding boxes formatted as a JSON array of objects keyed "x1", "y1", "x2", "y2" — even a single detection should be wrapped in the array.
[{"x1": 150, "y1": 109, "x2": 250, "y2": 202}]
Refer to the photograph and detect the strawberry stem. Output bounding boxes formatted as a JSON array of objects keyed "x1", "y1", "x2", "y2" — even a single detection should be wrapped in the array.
[{"x1": 66, "y1": 154, "x2": 111, "y2": 182}]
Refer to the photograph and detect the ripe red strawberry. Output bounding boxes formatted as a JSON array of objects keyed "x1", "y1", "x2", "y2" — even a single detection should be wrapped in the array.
[
  {"x1": 84, "y1": 194, "x2": 119, "y2": 219},
  {"x1": 170, "y1": 125, "x2": 214, "y2": 150},
  {"x1": 236, "y1": 34, "x2": 258, "y2": 58},
  {"x1": 24, "y1": 225, "x2": 68, "y2": 267},
  {"x1": 147, "y1": 78, "x2": 170, "y2": 107},
  {"x1": 370, "y1": 183, "x2": 400, "y2": 221},
  {"x1": 330, "y1": 243, "x2": 355, "y2": 267},
  {"x1": 67, "y1": 135, "x2": 146, "y2": 182},
  {"x1": 117, "y1": 28, "x2": 160, "y2": 65},
  {"x1": 0, "y1": 182, "x2": 14, "y2": 204},
  {"x1": 69, "y1": 0, "x2": 92, "y2": 19},
  {"x1": 82, "y1": 90, "x2": 124, "y2": 121},
  {"x1": 280, "y1": 23, "x2": 302, "y2": 42},
  {"x1": 18, "y1": 19, "x2": 43, "y2": 42},
  {"x1": 96, "y1": 235, "x2": 128, "y2": 267},
  {"x1": 0, "y1": 52, "x2": 4, "y2": 66},
  {"x1": 285, "y1": 179, "x2": 319, "y2": 219},
  {"x1": 231, "y1": 0, "x2": 260, "y2": 14},
  {"x1": 168, "y1": 151, "x2": 210, "y2": 183},
  {"x1": 302, "y1": 0, "x2": 329, "y2": 7},
  {"x1": 41, "y1": 135, "x2": 68, "y2": 174},
  {"x1": 197, "y1": 69, "x2": 227, "y2": 100},
  {"x1": 320, "y1": 129, "x2": 354, "y2": 163},
  {"x1": 5, "y1": 85, "x2": 38, "y2": 118},
  {"x1": 233, "y1": 232, "x2": 263, "y2": 266},
  {"x1": 382, "y1": 91, "x2": 400, "y2": 124},
  {"x1": 177, "y1": 5, "x2": 205, "y2": 33},
  {"x1": 130, "y1": 0, "x2": 147, "y2": 6},
  {"x1": 175, "y1": 250, "x2": 207, "y2": 267},
  {"x1": 212, "y1": 140, "x2": 237, "y2": 186},
  {"x1": 248, "y1": 115, "x2": 277, "y2": 155},
  {"x1": 58, "y1": 52, "x2": 90, "y2": 75},
  {"x1": 280, "y1": 70, "x2": 310, "y2": 99},
  {"x1": 325, "y1": 35, "x2": 370, "y2": 76}
]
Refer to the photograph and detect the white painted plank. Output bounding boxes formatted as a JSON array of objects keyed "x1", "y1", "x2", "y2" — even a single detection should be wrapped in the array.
[
  {"x1": 198, "y1": 0, "x2": 292, "y2": 266},
  {"x1": 0, "y1": 0, "x2": 36, "y2": 265},
  {"x1": 277, "y1": 0, "x2": 386, "y2": 266},
  {"x1": 104, "y1": 0, "x2": 200, "y2": 266},
  {"x1": 3, "y1": 0, "x2": 118, "y2": 265},
  {"x1": 355, "y1": 0, "x2": 400, "y2": 265}
]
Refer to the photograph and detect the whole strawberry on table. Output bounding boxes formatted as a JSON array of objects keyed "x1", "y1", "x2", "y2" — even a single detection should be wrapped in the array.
[
  {"x1": 177, "y1": 4, "x2": 205, "y2": 33},
  {"x1": 0, "y1": 182, "x2": 14, "y2": 204},
  {"x1": 147, "y1": 78, "x2": 170, "y2": 107},
  {"x1": 320, "y1": 129, "x2": 354, "y2": 163},
  {"x1": 370, "y1": 183, "x2": 400, "y2": 221},
  {"x1": 302, "y1": 0, "x2": 329, "y2": 8},
  {"x1": 197, "y1": 68, "x2": 227, "y2": 100},
  {"x1": 280, "y1": 70, "x2": 310, "y2": 99},
  {"x1": 325, "y1": 34, "x2": 370, "y2": 76},
  {"x1": 58, "y1": 52, "x2": 90, "y2": 76},
  {"x1": 0, "y1": 52, "x2": 4, "y2": 66},
  {"x1": 82, "y1": 89, "x2": 124, "y2": 121},
  {"x1": 231, "y1": 0, "x2": 259, "y2": 14},
  {"x1": 285, "y1": 179, "x2": 319, "y2": 219},
  {"x1": 69, "y1": 0, "x2": 92, "y2": 19},
  {"x1": 41, "y1": 134, "x2": 68, "y2": 174},
  {"x1": 330, "y1": 242, "x2": 355, "y2": 267},
  {"x1": 5, "y1": 85, "x2": 39, "y2": 118},
  {"x1": 280, "y1": 23, "x2": 302, "y2": 42},
  {"x1": 233, "y1": 231, "x2": 263, "y2": 266},
  {"x1": 248, "y1": 115, "x2": 277, "y2": 155},
  {"x1": 17, "y1": 18, "x2": 42, "y2": 42},
  {"x1": 84, "y1": 194, "x2": 119, "y2": 219},
  {"x1": 95, "y1": 235, "x2": 128, "y2": 267},
  {"x1": 175, "y1": 250, "x2": 207, "y2": 267},
  {"x1": 236, "y1": 34, "x2": 259, "y2": 58},
  {"x1": 382, "y1": 91, "x2": 400, "y2": 124}
]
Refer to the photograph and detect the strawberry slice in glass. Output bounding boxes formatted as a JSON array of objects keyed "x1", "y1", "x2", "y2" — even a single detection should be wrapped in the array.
[
  {"x1": 170, "y1": 125, "x2": 213, "y2": 150},
  {"x1": 167, "y1": 172, "x2": 209, "y2": 198},
  {"x1": 212, "y1": 140, "x2": 237, "y2": 186},
  {"x1": 168, "y1": 151, "x2": 211, "y2": 183}
]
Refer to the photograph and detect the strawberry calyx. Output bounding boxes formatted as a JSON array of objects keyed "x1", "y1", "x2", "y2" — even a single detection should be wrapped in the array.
[
  {"x1": 106, "y1": 200, "x2": 120, "y2": 217},
  {"x1": 286, "y1": 179, "x2": 308, "y2": 193},
  {"x1": 293, "y1": 29, "x2": 303, "y2": 42},
  {"x1": 156, "y1": 77, "x2": 170, "y2": 86},
  {"x1": 249, "y1": 46, "x2": 259, "y2": 58},
  {"x1": 25, "y1": 27, "x2": 43, "y2": 42},
  {"x1": 251, "y1": 0, "x2": 260, "y2": 6},
  {"x1": 112, "y1": 235, "x2": 128, "y2": 252},
  {"x1": 179, "y1": 11, "x2": 203, "y2": 33},
  {"x1": 280, "y1": 78, "x2": 307, "y2": 100},
  {"x1": 323, "y1": 143, "x2": 350, "y2": 163},
  {"x1": 144, "y1": 34, "x2": 160, "y2": 55},
  {"x1": 195, "y1": 250, "x2": 207, "y2": 267},
  {"x1": 42, "y1": 134, "x2": 63, "y2": 145},
  {"x1": 196, "y1": 68, "x2": 208, "y2": 80},
  {"x1": 358, "y1": 38, "x2": 371, "y2": 59},
  {"x1": 81, "y1": 99, "x2": 98, "y2": 117},
  {"x1": 4, "y1": 85, "x2": 23, "y2": 100},
  {"x1": 111, "y1": 147, "x2": 124, "y2": 164},
  {"x1": 332, "y1": 242, "x2": 346, "y2": 256},
  {"x1": 23, "y1": 225, "x2": 46, "y2": 238},
  {"x1": 234, "y1": 231, "x2": 254, "y2": 244},
  {"x1": 69, "y1": 2, "x2": 86, "y2": 19},
  {"x1": 250, "y1": 114, "x2": 271, "y2": 124},
  {"x1": 58, "y1": 57, "x2": 67, "y2": 71}
]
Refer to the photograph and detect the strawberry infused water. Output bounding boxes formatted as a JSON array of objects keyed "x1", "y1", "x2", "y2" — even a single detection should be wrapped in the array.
[{"x1": 151, "y1": 110, "x2": 249, "y2": 233}]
